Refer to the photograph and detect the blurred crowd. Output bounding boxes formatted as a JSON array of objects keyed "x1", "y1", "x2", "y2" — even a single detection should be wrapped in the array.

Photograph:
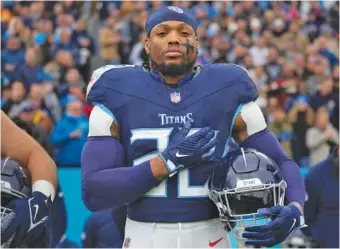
[{"x1": 0, "y1": 0, "x2": 339, "y2": 247}]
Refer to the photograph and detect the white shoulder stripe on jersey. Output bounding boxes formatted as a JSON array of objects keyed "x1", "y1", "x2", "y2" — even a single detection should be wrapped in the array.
[
  {"x1": 240, "y1": 101, "x2": 267, "y2": 136},
  {"x1": 88, "y1": 105, "x2": 117, "y2": 137},
  {"x1": 86, "y1": 65, "x2": 135, "y2": 99}
]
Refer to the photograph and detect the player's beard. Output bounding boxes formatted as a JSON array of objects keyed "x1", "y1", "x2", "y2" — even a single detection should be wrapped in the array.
[{"x1": 150, "y1": 55, "x2": 197, "y2": 77}]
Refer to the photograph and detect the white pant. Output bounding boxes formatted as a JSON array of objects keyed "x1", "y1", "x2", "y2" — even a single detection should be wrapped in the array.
[{"x1": 123, "y1": 218, "x2": 233, "y2": 248}]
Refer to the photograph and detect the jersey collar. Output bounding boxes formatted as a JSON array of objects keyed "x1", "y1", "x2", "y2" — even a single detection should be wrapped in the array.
[{"x1": 147, "y1": 66, "x2": 201, "y2": 87}]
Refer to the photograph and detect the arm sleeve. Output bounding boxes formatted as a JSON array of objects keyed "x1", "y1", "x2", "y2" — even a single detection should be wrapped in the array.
[
  {"x1": 81, "y1": 102, "x2": 161, "y2": 211},
  {"x1": 81, "y1": 137, "x2": 160, "y2": 211}
]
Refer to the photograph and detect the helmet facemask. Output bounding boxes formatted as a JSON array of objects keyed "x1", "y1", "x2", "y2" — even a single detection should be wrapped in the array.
[
  {"x1": 1, "y1": 185, "x2": 28, "y2": 217},
  {"x1": 210, "y1": 178, "x2": 287, "y2": 240}
]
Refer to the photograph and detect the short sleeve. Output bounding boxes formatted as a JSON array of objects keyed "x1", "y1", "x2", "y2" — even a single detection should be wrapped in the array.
[
  {"x1": 86, "y1": 65, "x2": 122, "y2": 105},
  {"x1": 237, "y1": 69, "x2": 259, "y2": 103}
]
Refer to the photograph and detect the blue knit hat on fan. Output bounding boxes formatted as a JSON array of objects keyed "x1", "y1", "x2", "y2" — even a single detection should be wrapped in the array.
[{"x1": 145, "y1": 6, "x2": 198, "y2": 35}]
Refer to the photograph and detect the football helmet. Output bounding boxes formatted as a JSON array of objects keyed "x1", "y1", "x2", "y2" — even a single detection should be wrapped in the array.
[
  {"x1": 209, "y1": 148, "x2": 287, "y2": 239},
  {"x1": 1, "y1": 157, "x2": 31, "y2": 247}
]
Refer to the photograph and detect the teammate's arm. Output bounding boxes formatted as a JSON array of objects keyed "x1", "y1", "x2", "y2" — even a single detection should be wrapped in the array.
[
  {"x1": 1, "y1": 111, "x2": 57, "y2": 247},
  {"x1": 1, "y1": 110, "x2": 57, "y2": 195}
]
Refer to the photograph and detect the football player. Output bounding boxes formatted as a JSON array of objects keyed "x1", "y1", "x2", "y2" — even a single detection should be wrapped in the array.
[
  {"x1": 81, "y1": 6, "x2": 305, "y2": 248},
  {"x1": 1, "y1": 111, "x2": 57, "y2": 247}
]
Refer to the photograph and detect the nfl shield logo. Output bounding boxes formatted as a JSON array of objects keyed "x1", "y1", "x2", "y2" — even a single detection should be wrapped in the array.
[
  {"x1": 170, "y1": 92, "x2": 181, "y2": 103},
  {"x1": 123, "y1": 237, "x2": 131, "y2": 248}
]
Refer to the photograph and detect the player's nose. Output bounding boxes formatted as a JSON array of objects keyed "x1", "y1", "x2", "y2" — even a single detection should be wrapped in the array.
[{"x1": 167, "y1": 31, "x2": 180, "y2": 45}]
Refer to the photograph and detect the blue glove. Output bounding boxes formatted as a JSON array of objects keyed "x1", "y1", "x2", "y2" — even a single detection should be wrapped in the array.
[
  {"x1": 1, "y1": 191, "x2": 52, "y2": 248},
  {"x1": 242, "y1": 204, "x2": 304, "y2": 247},
  {"x1": 160, "y1": 121, "x2": 217, "y2": 175}
]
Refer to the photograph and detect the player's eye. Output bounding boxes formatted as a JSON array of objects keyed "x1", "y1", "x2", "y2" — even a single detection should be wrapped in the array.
[
  {"x1": 157, "y1": 32, "x2": 167, "y2": 37},
  {"x1": 181, "y1": 31, "x2": 189, "y2": 37}
]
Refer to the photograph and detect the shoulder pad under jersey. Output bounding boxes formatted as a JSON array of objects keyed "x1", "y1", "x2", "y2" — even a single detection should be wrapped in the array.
[
  {"x1": 207, "y1": 63, "x2": 258, "y2": 103},
  {"x1": 86, "y1": 64, "x2": 136, "y2": 105}
]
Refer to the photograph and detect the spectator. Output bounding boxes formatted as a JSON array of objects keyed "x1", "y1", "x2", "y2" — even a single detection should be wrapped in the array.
[
  {"x1": 264, "y1": 96, "x2": 280, "y2": 124},
  {"x1": 54, "y1": 13, "x2": 74, "y2": 40},
  {"x1": 1, "y1": 36, "x2": 25, "y2": 82},
  {"x1": 249, "y1": 37, "x2": 269, "y2": 66},
  {"x1": 292, "y1": 53, "x2": 308, "y2": 81},
  {"x1": 288, "y1": 95, "x2": 315, "y2": 168},
  {"x1": 50, "y1": 99, "x2": 89, "y2": 167},
  {"x1": 249, "y1": 65, "x2": 269, "y2": 91},
  {"x1": 98, "y1": 18, "x2": 121, "y2": 65},
  {"x1": 264, "y1": 46, "x2": 282, "y2": 81},
  {"x1": 306, "y1": 107, "x2": 339, "y2": 165},
  {"x1": 44, "y1": 50, "x2": 75, "y2": 84},
  {"x1": 268, "y1": 107, "x2": 293, "y2": 158},
  {"x1": 249, "y1": 17, "x2": 262, "y2": 41},
  {"x1": 11, "y1": 115, "x2": 54, "y2": 163},
  {"x1": 319, "y1": 25, "x2": 338, "y2": 55},
  {"x1": 129, "y1": 32, "x2": 147, "y2": 66},
  {"x1": 16, "y1": 47, "x2": 44, "y2": 91},
  {"x1": 2, "y1": 81, "x2": 26, "y2": 116},
  {"x1": 71, "y1": 18, "x2": 95, "y2": 82},
  {"x1": 35, "y1": 19, "x2": 56, "y2": 64},
  {"x1": 280, "y1": 20, "x2": 309, "y2": 54},
  {"x1": 58, "y1": 68, "x2": 85, "y2": 102},
  {"x1": 316, "y1": 35, "x2": 339, "y2": 70},
  {"x1": 310, "y1": 77, "x2": 339, "y2": 130},
  {"x1": 50, "y1": 29, "x2": 79, "y2": 64},
  {"x1": 18, "y1": 83, "x2": 55, "y2": 132},
  {"x1": 1, "y1": 84, "x2": 11, "y2": 108},
  {"x1": 5, "y1": 17, "x2": 31, "y2": 47},
  {"x1": 305, "y1": 47, "x2": 330, "y2": 95},
  {"x1": 304, "y1": 146, "x2": 339, "y2": 248}
]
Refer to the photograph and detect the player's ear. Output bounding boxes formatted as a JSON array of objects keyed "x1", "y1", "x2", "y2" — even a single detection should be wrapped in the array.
[{"x1": 144, "y1": 37, "x2": 150, "y2": 55}]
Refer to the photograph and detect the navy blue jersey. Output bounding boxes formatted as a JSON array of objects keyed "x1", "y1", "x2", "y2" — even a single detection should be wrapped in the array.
[{"x1": 86, "y1": 64, "x2": 258, "y2": 222}]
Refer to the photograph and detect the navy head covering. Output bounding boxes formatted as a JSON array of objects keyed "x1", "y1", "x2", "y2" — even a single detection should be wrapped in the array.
[{"x1": 145, "y1": 6, "x2": 198, "y2": 36}]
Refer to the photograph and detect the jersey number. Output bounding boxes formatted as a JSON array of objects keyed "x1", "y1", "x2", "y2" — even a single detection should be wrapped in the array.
[{"x1": 131, "y1": 128, "x2": 210, "y2": 198}]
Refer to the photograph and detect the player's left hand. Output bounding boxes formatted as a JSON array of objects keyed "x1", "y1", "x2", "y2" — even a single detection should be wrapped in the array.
[
  {"x1": 1, "y1": 191, "x2": 52, "y2": 248},
  {"x1": 242, "y1": 204, "x2": 304, "y2": 247}
]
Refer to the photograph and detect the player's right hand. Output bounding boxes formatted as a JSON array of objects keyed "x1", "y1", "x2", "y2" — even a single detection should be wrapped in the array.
[{"x1": 160, "y1": 121, "x2": 217, "y2": 175}]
